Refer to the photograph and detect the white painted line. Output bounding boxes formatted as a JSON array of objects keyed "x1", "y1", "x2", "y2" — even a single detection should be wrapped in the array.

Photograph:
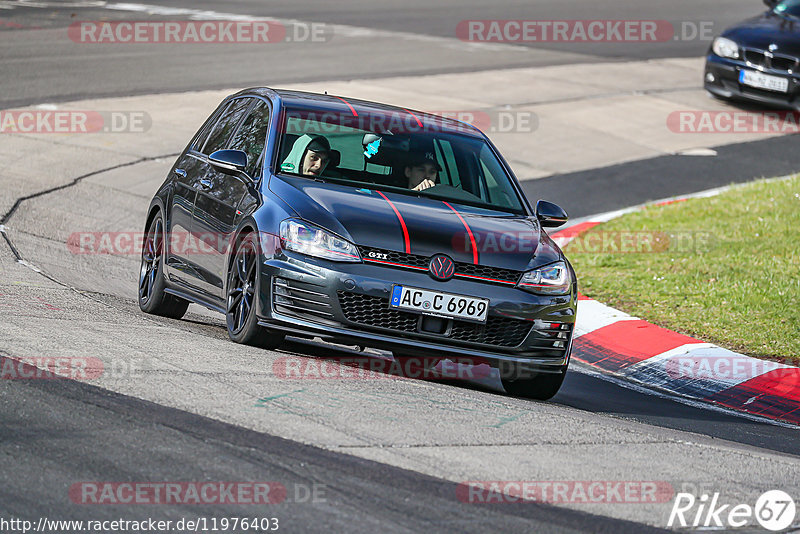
[
  {"x1": 674, "y1": 148, "x2": 717, "y2": 157},
  {"x1": 17, "y1": 259, "x2": 42, "y2": 273}
]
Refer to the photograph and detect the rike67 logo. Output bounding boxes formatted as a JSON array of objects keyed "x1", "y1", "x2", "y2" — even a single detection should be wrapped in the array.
[{"x1": 668, "y1": 490, "x2": 796, "y2": 531}]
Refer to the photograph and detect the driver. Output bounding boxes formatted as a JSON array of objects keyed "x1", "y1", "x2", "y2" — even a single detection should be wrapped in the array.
[
  {"x1": 404, "y1": 151, "x2": 441, "y2": 191},
  {"x1": 281, "y1": 134, "x2": 331, "y2": 177}
]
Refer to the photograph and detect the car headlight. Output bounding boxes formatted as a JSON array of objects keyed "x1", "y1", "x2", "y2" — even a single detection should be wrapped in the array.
[
  {"x1": 517, "y1": 261, "x2": 572, "y2": 296},
  {"x1": 712, "y1": 37, "x2": 739, "y2": 59},
  {"x1": 279, "y1": 219, "x2": 361, "y2": 262}
]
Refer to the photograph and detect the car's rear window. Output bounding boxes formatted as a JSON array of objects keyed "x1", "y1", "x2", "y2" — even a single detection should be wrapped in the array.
[{"x1": 276, "y1": 106, "x2": 526, "y2": 215}]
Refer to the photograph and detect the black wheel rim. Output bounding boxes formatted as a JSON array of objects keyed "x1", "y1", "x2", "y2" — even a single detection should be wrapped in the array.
[
  {"x1": 227, "y1": 237, "x2": 257, "y2": 335},
  {"x1": 139, "y1": 217, "x2": 162, "y2": 303}
]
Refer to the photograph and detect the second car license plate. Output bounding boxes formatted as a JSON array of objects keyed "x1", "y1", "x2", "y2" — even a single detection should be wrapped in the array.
[
  {"x1": 390, "y1": 285, "x2": 489, "y2": 323},
  {"x1": 739, "y1": 69, "x2": 789, "y2": 93}
]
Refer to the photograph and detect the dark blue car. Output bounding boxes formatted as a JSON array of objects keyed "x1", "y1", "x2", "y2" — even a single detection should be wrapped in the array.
[
  {"x1": 139, "y1": 88, "x2": 577, "y2": 399},
  {"x1": 705, "y1": 0, "x2": 800, "y2": 108}
]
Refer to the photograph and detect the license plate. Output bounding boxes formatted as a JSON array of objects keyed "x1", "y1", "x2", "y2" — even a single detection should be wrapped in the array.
[
  {"x1": 390, "y1": 285, "x2": 489, "y2": 323},
  {"x1": 739, "y1": 69, "x2": 789, "y2": 93}
]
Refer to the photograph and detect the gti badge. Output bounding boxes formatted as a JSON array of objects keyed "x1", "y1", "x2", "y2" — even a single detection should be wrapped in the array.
[{"x1": 429, "y1": 254, "x2": 455, "y2": 281}]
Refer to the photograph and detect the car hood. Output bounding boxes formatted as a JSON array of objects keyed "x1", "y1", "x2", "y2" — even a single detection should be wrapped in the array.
[
  {"x1": 723, "y1": 13, "x2": 800, "y2": 53},
  {"x1": 270, "y1": 175, "x2": 562, "y2": 271}
]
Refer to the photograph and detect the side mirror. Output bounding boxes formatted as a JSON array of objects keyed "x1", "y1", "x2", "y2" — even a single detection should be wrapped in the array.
[
  {"x1": 535, "y1": 199, "x2": 569, "y2": 228},
  {"x1": 764, "y1": 0, "x2": 779, "y2": 8},
  {"x1": 209, "y1": 149, "x2": 249, "y2": 177}
]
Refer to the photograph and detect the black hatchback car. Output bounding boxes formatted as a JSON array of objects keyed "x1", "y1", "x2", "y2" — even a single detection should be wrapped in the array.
[
  {"x1": 139, "y1": 88, "x2": 577, "y2": 399},
  {"x1": 705, "y1": 0, "x2": 800, "y2": 108}
]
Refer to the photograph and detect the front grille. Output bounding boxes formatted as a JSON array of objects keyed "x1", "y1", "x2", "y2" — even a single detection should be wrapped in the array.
[
  {"x1": 743, "y1": 47, "x2": 799, "y2": 73},
  {"x1": 455, "y1": 263, "x2": 521, "y2": 284},
  {"x1": 337, "y1": 291, "x2": 537, "y2": 348},
  {"x1": 359, "y1": 246, "x2": 429, "y2": 269},
  {"x1": 273, "y1": 278, "x2": 334, "y2": 320},
  {"x1": 449, "y1": 317, "x2": 535, "y2": 347},
  {"x1": 358, "y1": 246, "x2": 521, "y2": 285},
  {"x1": 773, "y1": 55, "x2": 798, "y2": 71},
  {"x1": 337, "y1": 291, "x2": 419, "y2": 331}
]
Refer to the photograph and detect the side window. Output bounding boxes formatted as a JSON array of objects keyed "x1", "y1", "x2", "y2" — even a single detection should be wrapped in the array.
[
  {"x1": 478, "y1": 147, "x2": 521, "y2": 211},
  {"x1": 481, "y1": 161, "x2": 499, "y2": 203},
  {"x1": 434, "y1": 139, "x2": 460, "y2": 187},
  {"x1": 202, "y1": 98, "x2": 252, "y2": 156},
  {"x1": 191, "y1": 102, "x2": 230, "y2": 152},
  {"x1": 228, "y1": 99, "x2": 270, "y2": 177}
]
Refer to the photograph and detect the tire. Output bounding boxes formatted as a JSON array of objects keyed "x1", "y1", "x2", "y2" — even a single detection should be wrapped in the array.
[
  {"x1": 138, "y1": 212, "x2": 189, "y2": 319},
  {"x1": 501, "y1": 367, "x2": 567, "y2": 400},
  {"x1": 226, "y1": 232, "x2": 284, "y2": 350}
]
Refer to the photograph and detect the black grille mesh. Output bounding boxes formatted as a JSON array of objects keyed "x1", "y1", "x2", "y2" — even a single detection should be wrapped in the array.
[
  {"x1": 743, "y1": 48, "x2": 799, "y2": 72},
  {"x1": 337, "y1": 291, "x2": 533, "y2": 348},
  {"x1": 450, "y1": 317, "x2": 537, "y2": 347},
  {"x1": 455, "y1": 262, "x2": 521, "y2": 283},
  {"x1": 337, "y1": 291, "x2": 419, "y2": 332}
]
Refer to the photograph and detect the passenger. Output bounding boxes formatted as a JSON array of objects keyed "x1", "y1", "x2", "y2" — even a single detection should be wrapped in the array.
[
  {"x1": 281, "y1": 134, "x2": 331, "y2": 177},
  {"x1": 404, "y1": 151, "x2": 441, "y2": 191}
]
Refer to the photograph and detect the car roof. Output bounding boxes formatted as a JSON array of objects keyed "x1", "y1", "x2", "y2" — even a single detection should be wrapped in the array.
[{"x1": 231, "y1": 87, "x2": 485, "y2": 138}]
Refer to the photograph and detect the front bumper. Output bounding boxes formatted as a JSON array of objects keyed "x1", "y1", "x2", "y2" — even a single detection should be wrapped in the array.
[
  {"x1": 256, "y1": 252, "x2": 576, "y2": 374},
  {"x1": 704, "y1": 53, "x2": 800, "y2": 110}
]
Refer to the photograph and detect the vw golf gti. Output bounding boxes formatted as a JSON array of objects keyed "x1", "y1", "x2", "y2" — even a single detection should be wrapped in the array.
[{"x1": 138, "y1": 88, "x2": 577, "y2": 399}]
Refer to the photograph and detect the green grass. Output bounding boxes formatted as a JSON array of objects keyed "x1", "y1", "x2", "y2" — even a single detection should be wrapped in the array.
[{"x1": 565, "y1": 175, "x2": 800, "y2": 363}]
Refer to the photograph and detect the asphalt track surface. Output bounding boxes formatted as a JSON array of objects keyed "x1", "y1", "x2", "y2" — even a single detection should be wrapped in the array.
[
  {"x1": 523, "y1": 134, "x2": 800, "y2": 219},
  {"x1": 0, "y1": 0, "x2": 771, "y2": 108},
  {"x1": 2, "y1": 1, "x2": 800, "y2": 533},
  {"x1": 0, "y1": 375, "x2": 668, "y2": 534}
]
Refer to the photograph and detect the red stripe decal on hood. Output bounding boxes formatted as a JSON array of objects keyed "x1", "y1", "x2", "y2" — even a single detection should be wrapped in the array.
[
  {"x1": 376, "y1": 190, "x2": 411, "y2": 254},
  {"x1": 443, "y1": 201, "x2": 478, "y2": 264}
]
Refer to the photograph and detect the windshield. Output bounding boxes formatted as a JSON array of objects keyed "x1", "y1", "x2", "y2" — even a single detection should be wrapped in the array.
[
  {"x1": 275, "y1": 105, "x2": 526, "y2": 215},
  {"x1": 774, "y1": 0, "x2": 800, "y2": 17}
]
